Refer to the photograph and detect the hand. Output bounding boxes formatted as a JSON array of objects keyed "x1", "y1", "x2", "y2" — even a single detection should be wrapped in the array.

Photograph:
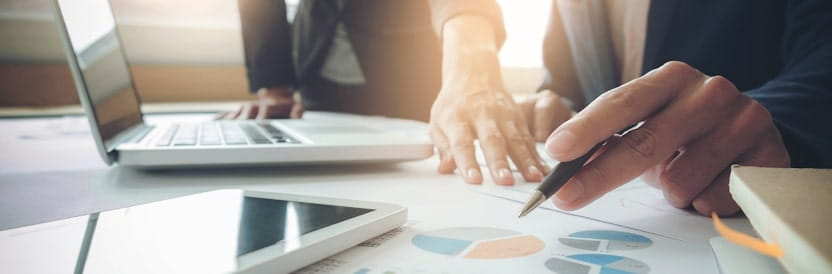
[
  {"x1": 217, "y1": 87, "x2": 304, "y2": 120},
  {"x1": 430, "y1": 15, "x2": 548, "y2": 185},
  {"x1": 516, "y1": 90, "x2": 576, "y2": 142},
  {"x1": 544, "y1": 61, "x2": 790, "y2": 216}
]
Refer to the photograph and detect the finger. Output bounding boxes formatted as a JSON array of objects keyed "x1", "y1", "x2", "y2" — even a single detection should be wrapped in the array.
[
  {"x1": 553, "y1": 75, "x2": 744, "y2": 210},
  {"x1": 237, "y1": 104, "x2": 255, "y2": 120},
  {"x1": 499, "y1": 120, "x2": 544, "y2": 182},
  {"x1": 551, "y1": 142, "x2": 611, "y2": 210},
  {"x1": 546, "y1": 61, "x2": 705, "y2": 161},
  {"x1": 516, "y1": 96, "x2": 536, "y2": 136},
  {"x1": 513, "y1": 104, "x2": 550, "y2": 174},
  {"x1": 290, "y1": 103, "x2": 305, "y2": 119},
  {"x1": 658, "y1": 117, "x2": 753, "y2": 208},
  {"x1": 215, "y1": 111, "x2": 232, "y2": 120},
  {"x1": 444, "y1": 120, "x2": 482, "y2": 184},
  {"x1": 430, "y1": 124, "x2": 457, "y2": 174},
  {"x1": 691, "y1": 169, "x2": 739, "y2": 216},
  {"x1": 473, "y1": 118, "x2": 514, "y2": 185},
  {"x1": 642, "y1": 150, "x2": 677, "y2": 189},
  {"x1": 685, "y1": 100, "x2": 788, "y2": 215},
  {"x1": 256, "y1": 100, "x2": 272, "y2": 120},
  {"x1": 734, "y1": 101, "x2": 791, "y2": 168},
  {"x1": 214, "y1": 111, "x2": 227, "y2": 120},
  {"x1": 261, "y1": 103, "x2": 293, "y2": 120},
  {"x1": 226, "y1": 107, "x2": 243, "y2": 120},
  {"x1": 533, "y1": 91, "x2": 570, "y2": 141}
]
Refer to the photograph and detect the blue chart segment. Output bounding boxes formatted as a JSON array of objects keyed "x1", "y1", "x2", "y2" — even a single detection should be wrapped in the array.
[
  {"x1": 559, "y1": 230, "x2": 652, "y2": 251},
  {"x1": 411, "y1": 235, "x2": 472, "y2": 256},
  {"x1": 353, "y1": 268, "x2": 398, "y2": 274},
  {"x1": 545, "y1": 254, "x2": 650, "y2": 274}
]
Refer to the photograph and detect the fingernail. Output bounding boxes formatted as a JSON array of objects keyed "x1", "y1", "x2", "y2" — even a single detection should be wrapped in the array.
[
  {"x1": 545, "y1": 129, "x2": 577, "y2": 159},
  {"x1": 466, "y1": 168, "x2": 482, "y2": 184},
  {"x1": 553, "y1": 179, "x2": 584, "y2": 206},
  {"x1": 528, "y1": 166, "x2": 543, "y2": 181},
  {"x1": 498, "y1": 168, "x2": 513, "y2": 185}
]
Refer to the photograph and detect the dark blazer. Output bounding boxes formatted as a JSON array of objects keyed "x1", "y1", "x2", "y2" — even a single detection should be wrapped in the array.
[
  {"x1": 536, "y1": 0, "x2": 832, "y2": 168},
  {"x1": 237, "y1": 0, "x2": 505, "y2": 121}
]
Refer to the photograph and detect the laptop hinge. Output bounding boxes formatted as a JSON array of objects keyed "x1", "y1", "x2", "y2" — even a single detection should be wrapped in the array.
[{"x1": 106, "y1": 123, "x2": 154, "y2": 153}]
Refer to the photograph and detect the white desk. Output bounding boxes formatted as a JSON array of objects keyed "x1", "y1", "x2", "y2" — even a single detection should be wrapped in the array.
[{"x1": 0, "y1": 113, "x2": 748, "y2": 273}]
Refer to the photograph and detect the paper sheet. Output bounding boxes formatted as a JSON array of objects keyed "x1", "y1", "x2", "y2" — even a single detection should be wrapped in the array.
[
  {"x1": 473, "y1": 180, "x2": 756, "y2": 243},
  {"x1": 292, "y1": 187, "x2": 715, "y2": 274},
  {"x1": 228, "y1": 172, "x2": 718, "y2": 274}
]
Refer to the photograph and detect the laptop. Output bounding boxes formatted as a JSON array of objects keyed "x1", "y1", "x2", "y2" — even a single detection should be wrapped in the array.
[{"x1": 51, "y1": 0, "x2": 432, "y2": 168}]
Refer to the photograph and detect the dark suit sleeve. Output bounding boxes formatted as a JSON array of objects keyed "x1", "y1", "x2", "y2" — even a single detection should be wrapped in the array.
[
  {"x1": 745, "y1": 0, "x2": 832, "y2": 168},
  {"x1": 427, "y1": 0, "x2": 506, "y2": 47},
  {"x1": 238, "y1": 0, "x2": 296, "y2": 92}
]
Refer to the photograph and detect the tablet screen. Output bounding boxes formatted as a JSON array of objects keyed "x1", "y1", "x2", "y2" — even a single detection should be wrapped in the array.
[
  {"x1": 74, "y1": 190, "x2": 373, "y2": 273},
  {"x1": 236, "y1": 196, "x2": 373, "y2": 256}
]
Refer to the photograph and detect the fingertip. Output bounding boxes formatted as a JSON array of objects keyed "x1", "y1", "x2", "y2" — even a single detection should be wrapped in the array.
[
  {"x1": 464, "y1": 168, "x2": 483, "y2": 184},
  {"x1": 291, "y1": 105, "x2": 305, "y2": 119},
  {"x1": 524, "y1": 166, "x2": 543, "y2": 182},
  {"x1": 496, "y1": 168, "x2": 514, "y2": 185},
  {"x1": 551, "y1": 198, "x2": 579, "y2": 211},
  {"x1": 545, "y1": 129, "x2": 578, "y2": 160},
  {"x1": 538, "y1": 160, "x2": 552, "y2": 174},
  {"x1": 693, "y1": 198, "x2": 740, "y2": 217},
  {"x1": 437, "y1": 156, "x2": 456, "y2": 174},
  {"x1": 437, "y1": 165, "x2": 455, "y2": 174},
  {"x1": 692, "y1": 199, "x2": 715, "y2": 217},
  {"x1": 551, "y1": 179, "x2": 584, "y2": 209}
]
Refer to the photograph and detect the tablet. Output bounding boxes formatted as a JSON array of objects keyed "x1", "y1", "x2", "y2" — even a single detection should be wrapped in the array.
[{"x1": 1, "y1": 189, "x2": 406, "y2": 274}]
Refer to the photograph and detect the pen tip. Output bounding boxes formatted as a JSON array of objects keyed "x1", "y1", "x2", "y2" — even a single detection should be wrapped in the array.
[{"x1": 517, "y1": 191, "x2": 546, "y2": 218}]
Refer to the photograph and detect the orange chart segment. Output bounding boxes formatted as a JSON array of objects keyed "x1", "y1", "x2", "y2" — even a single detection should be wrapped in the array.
[{"x1": 464, "y1": 235, "x2": 545, "y2": 259}]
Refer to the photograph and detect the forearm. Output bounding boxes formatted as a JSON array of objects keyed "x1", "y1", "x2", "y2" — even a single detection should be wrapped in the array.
[
  {"x1": 427, "y1": 0, "x2": 506, "y2": 47},
  {"x1": 440, "y1": 15, "x2": 503, "y2": 90},
  {"x1": 238, "y1": 0, "x2": 296, "y2": 92}
]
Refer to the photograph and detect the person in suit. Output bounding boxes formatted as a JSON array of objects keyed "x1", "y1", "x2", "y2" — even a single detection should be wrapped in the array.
[
  {"x1": 224, "y1": 0, "x2": 552, "y2": 185},
  {"x1": 429, "y1": 0, "x2": 832, "y2": 216},
  {"x1": 221, "y1": 0, "x2": 441, "y2": 121}
]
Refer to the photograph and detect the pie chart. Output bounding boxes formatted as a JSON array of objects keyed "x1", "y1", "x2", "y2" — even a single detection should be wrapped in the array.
[
  {"x1": 558, "y1": 230, "x2": 652, "y2": 251},
  {"x1": 411, "y1": 227, "x2": 544, "y2": 259},
  {"x1": 545, "y1": 254, "x2": 650, "y2": 274}
]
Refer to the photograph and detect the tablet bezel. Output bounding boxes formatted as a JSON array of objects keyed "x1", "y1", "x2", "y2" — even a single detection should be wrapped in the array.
[
  {"x1": 68, "y1": 189, "x2": 406, "y2": 274},
  {"x1": 233, "y1": 189, "x2": 407, "y2": 273}
]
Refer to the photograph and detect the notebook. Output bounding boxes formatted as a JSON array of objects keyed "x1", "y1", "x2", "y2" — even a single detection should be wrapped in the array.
[{"x1": 727, "y1": 165, "x2": 832, "y2": 273}]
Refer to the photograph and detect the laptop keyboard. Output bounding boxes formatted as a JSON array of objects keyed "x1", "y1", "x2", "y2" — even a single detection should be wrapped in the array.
[{"x1": 155, "y1": 122, "x2": 298, "y2": 147}]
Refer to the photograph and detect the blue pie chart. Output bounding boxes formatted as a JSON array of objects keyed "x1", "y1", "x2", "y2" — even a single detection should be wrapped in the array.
[
  {"x1": 545, "y1": 254, "x2": 650, "y2": 274},
  {"x1": 559, "y1": 230, "x2": 652, "y2": 251}
]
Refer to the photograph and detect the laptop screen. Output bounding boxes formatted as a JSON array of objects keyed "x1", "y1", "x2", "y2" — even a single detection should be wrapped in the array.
[{"x1": 56, "y1": 0, "x2": 143, "y2": 142}]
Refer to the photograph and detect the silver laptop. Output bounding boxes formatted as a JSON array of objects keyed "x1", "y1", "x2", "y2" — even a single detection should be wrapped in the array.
[{"x1": 52, "y1": 0, "x2": 432, "y2": 168}]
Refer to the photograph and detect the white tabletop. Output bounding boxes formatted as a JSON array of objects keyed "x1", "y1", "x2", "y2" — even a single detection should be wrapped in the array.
[{"x1": 0, "y1": 113, "x2": 749, "y2": 273}]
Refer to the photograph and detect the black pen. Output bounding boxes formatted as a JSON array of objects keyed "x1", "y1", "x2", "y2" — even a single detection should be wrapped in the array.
[
  {"x1": 518, "y1": 123, "x2": 641, "y2": 218},
  {"x1": 518, "y1": 141, "x2": 604, "y2": 218}
]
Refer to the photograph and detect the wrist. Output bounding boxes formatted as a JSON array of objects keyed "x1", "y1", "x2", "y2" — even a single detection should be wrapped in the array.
[
  {"x1": 440, "y1": 15, "x2": 504, "y2": 94},
  {"x1": 443, "y1": 15, "x2": 498, "y2": 55}
]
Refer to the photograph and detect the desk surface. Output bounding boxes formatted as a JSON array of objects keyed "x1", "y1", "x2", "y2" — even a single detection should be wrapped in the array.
[{"x1": 0, "y1": 113, "x2": 750, "y2": 274}]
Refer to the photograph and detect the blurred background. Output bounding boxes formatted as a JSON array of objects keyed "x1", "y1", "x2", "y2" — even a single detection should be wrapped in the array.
[{"x1": 0, "y1": 0, "x2": 550, "y2": 109}]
